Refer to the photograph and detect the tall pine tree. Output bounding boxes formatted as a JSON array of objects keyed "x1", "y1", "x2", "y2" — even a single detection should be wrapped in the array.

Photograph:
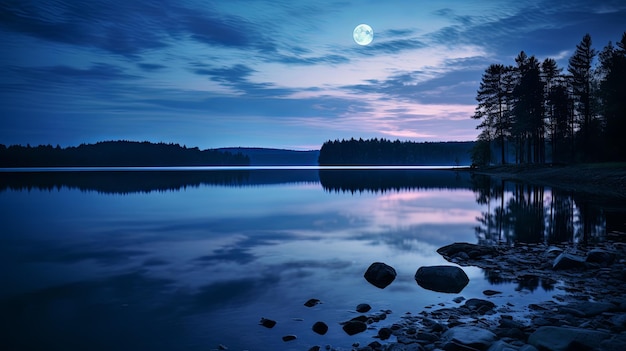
[
  {"x1": 472, "y1": 64, "x2": 511, "y2": 164},
  {"x1": 512, "y1": 52, "x2": 545, "y2": 164},
  {"x1": 568, "y1": 34, "x2": 596, "y2": 161},
  {"x1": 598, "y1": 32, "x2": 626, "y2": 161}
]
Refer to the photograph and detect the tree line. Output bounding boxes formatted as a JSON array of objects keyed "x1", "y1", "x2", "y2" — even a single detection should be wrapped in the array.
[
  {"x1": 471, "y1": 32, "x2": 626, "y2": 165},
  {"x1": 0, "y1": 140, "x2": 250, "y2": 167},
  {"x1": 318, "y1": 138, "x2": 474, "y2": 165}
]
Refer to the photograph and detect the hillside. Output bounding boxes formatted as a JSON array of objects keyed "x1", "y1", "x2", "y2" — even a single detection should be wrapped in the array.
[
  {"x1": 0, "y1": 141, "x2": 250, "y2": 167},
  {"x1": 218, "y1": 147, "x2": 320, "y2": 166}
]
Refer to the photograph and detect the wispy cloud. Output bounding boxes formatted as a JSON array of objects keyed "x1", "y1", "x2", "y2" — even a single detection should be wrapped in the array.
[{"x1": 0, "y1": 0, "x2": 624, "y2": 148}]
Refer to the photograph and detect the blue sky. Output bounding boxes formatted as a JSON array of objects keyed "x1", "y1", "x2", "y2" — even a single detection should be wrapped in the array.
[{"x1": 1, "y1": 0, "x2": 624, "y2": 150}]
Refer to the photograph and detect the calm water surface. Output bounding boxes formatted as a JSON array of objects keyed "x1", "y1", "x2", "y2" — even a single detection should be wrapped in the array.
[{"x1": 0, "y1": 169, "x2": 621, "y2": 351}]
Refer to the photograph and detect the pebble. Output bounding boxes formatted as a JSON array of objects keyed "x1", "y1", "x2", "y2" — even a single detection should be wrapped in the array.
[{"x1": 281, "y1": 335, "x2": 297, "y2": 342}]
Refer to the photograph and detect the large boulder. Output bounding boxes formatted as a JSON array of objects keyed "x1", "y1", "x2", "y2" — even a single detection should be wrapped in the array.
[
  {"x1": 364, "y1": 262, "x2": 397, "y2": 289},
  {"x1": 437, "y1": 242, "x2": 497, "y2": 259},
  {"x1": 528, "y1": 326, "x2": 610, "y2": 351},
  {"x1": 441, "y1": 326, "x2": 497, "y2": 351},
  {"x1": 414, "y1": 265, "x2": 469, "y2": 293}
]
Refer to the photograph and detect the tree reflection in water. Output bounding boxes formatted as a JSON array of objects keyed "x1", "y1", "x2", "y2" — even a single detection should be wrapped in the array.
[{"x1": 470, "y1": 174, "x2": 616, "y2": 245}]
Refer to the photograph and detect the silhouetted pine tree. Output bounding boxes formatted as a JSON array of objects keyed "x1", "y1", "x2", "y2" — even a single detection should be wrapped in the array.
[
  {"x1": 597, "y1": 32, "x2": 626, "y2": 161},
  {"x1": 568, "y1": 34, "x2": 597, "y2": 161},
  {"x1": 472, "y1": 64, "x2": 512, "y2": 164},
  {"x1": 512, "y1": 52, "x2": 545, "y2": 164}
]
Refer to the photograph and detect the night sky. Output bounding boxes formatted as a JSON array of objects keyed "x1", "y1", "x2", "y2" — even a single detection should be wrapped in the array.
[{"x1": 1, "y1": 1, "x2": 625, "y2": 150}]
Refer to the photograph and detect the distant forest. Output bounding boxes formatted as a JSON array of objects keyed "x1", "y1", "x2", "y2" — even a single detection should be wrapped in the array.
[
  {"x1": 318, "y1": 138, "x2": 474, "y2": 165},
  {"x1": 471, "y1": 31, "x2": 626, "y2": 165},
  {"x1": 0, "y1": 141, "x2": 250, "y2": 167}
]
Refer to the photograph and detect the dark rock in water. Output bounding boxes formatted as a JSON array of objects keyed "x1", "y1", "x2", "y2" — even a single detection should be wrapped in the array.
[
  {"x1": 552, "y1": 253, "x2": 586, "y2": 270},
  {"x1": 356, "y1": 303, "x2": 372, "y2": 313},
  {"x1": 259, "y1": 317, "x2": 276, "y2": 328},
  {"x1": 437, "y1": 242, "x2": 497, "y2": 259},
  {"x1": 304, "y1": 298, "x2": 321, "y2": 307},
  {"x1": 464, "y1": 298, "x2": 496, "y2": 313},
  {"x1": 586, "y1": 249, "x2": 615, "y2": 265},
  {"x1": 528, "y1": 326, "x2": 610, "y2": 351},
  {"x1": 377, "y1": 327, "x2": 393, "y2": 340},
  {"x1": 415, "y1": 265, "x2": 470, "y2": 293},
  {"x1": 347, "y1": 315, "x2": 369, "y2": 323},
  {"x1": 342, "y1": 321, "x2": 367, "y2": 335},
  {"x1": 368, "y1": 341, "x2": 383, "y2": 350},
  {"x1": 482, "y1": 289, "x2": 502, "y2": 296},
  {"x1": 308, "y1": 346, "x2": 321, "y2": 351},
  {"x1": 364, "y1": 262, "x2": 397, "y2": 289},
  {"x1": 498, "y1": 317, "x2": 525, "y2": 330},
  {"x1": 441, "y1": 326, "x2": 497, "y2": 350},
  {"x1": 312, "y1": 321, "x2": 328, "y2": 335},
  {"x1": 453, "y1": 296, "x2": 466, "y2": 303},
  {"x1": 464, "y1": 299, "x2": 496, "y2": 310},
  {"x1": 282, "y1": 335, "x2": 297, "y2": 342}
]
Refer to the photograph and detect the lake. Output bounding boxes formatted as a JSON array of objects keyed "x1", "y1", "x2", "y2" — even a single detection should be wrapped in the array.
[{"x1": 0, "y1": 168, "x2": 623, "y2": 351}]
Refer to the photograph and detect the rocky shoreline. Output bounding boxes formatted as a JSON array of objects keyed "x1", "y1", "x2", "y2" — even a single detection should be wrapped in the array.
[
  {"x1": 249, "y1": 241, "x2": 626, "y2": 351},
  {"x1": 350, "y1": 242, "x2": 626, "y2": 351}
]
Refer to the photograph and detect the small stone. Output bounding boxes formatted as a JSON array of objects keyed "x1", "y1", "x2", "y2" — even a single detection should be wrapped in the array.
[
  {"x1": 483, "y1": 289, "x2": 502, "y2": 296},
  {"x1": 218, "y1": 344, "x2": 228, "y2": 350},
  {"x1": 304, "y1": 298, "x2": 322, "y2": 307},
  {"x1": 368, "y1": 341, "x2": 383, "y2": 350},
  {"x1": 312, "y1": 321, "x2": 329, "y2": 335},
  {"x1": 441, "y1": 326, "x2": 497, "y2": 350},
  {"x1": 453, "y1": 296, "x2": 466, "y2": 303},
  {"x1": 259, "y1": 317, "x2": 276, "y2": 328},
  {"x1": 378, "y1": 327, "x2": 393, "y2": 340},
  {"x1": 464, "y1": 298, "x2": 496, "y2": 312},
  {"x1": 356, "y1": 303, "x2": 372, "y2": 313},
  {"x1": 282, "y1": 335, "x2": 297, "y2": 342},
  {"x1": 343, "y1": 321, "x2": 367, "y2": 335},
  {"x1": 308, "y1": 347, "x2": 321, "y2": 351}
]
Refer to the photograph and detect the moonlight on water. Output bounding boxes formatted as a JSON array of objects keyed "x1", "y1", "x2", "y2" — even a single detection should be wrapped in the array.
[{"x1": 353, "y1": 24, "x2": 373, "y2": 46}]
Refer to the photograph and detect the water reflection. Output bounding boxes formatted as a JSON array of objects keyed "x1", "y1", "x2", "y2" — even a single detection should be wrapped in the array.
[
  {"x1": 0, "y1": 169, "x2": 319, "y2": 194},
  {"x1": 481, "y1": 271, "x2": 557, "y2": 293},
  {"x1": 319, "y1": 169, "x2": 472, "y2": 193},
  {"x1": 470, "y1": 174, "x2": 624, "y2": 244},
  {"x1": 0, "y1": 169, "x2": 623, "y2": 350}
]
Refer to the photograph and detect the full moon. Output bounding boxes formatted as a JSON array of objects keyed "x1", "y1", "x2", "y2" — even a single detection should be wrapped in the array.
[{"x1": 353, "y1": 24, "x2": 373, "y2": 46}]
